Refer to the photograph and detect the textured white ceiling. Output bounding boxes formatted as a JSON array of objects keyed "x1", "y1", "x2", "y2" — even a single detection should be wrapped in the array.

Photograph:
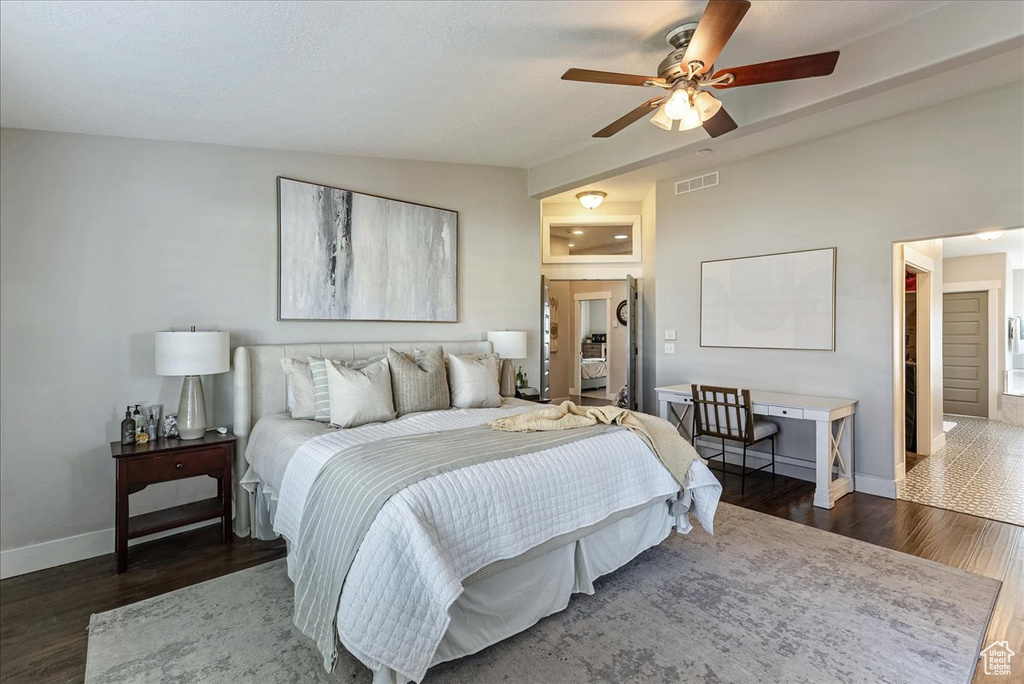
[{"x1": 1, "y1": 0, "x2": 946, "y2": 168}]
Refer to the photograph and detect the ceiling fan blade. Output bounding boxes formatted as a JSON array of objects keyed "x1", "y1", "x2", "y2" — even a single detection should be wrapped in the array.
[
  {"x1": 593, "y1": 98, "x2": 663, "y2": 138},
  {"x1": 712, "y1": 51, "x2": 840, "y2": 89},
  {"x1": 702, "y1": 107, "x2": 738, "y2": 138},
  {"x1": 682, "y1": 0, "x2": 751, "y2": 75},
  {"x1": 562, "y1": 68, "x2": 666, "y2": 87}
]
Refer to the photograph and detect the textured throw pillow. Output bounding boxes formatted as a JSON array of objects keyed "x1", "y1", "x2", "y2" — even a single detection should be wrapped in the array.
[
  {"x1": 448, "y1": 354, "x2": 502, "y2": 408},
  {"x1": 387, "y1": 346, "x2": 450, "y2": 416},
  {"x1": 280, "y1": 358, "x2": 316, "y2": 420},
  {"x1": 309, "y1": 355, "x2": 384, "y2": 423},
  {"x1": 324, "y1": 358, "x2": 396, "y2": 428}
]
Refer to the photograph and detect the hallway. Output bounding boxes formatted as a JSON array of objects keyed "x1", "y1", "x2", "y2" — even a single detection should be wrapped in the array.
[{"x1": 898, "y1": 416, "x2": 1024, "y2": 526}]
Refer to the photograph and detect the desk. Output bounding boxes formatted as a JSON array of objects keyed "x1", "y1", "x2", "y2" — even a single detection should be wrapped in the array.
[{"x1": 656, "y1": 384, "x2": 857, "y2": 509}]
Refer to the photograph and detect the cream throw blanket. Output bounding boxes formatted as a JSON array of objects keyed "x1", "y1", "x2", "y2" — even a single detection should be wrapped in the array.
[{"x1": 487, "y1": 401, "x2": 703, "y2": 487}]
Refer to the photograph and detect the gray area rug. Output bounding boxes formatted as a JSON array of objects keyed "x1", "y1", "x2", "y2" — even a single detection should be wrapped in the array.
[{"x1": 86, "y1": 503, "x2": 999, "y2": 684}]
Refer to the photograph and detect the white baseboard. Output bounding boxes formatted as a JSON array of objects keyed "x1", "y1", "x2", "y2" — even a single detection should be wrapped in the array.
[
  {"x1": 693, "y1": 438, "x2": 815, "y2": 483},
  {"x1": 930, "y1": 431, "x2": 947, "y2": 454},
  {"x1": 0, "y1": 519, "x2": 221, "y2": 579},
  {"x1": 696, "y1": 438, "x2": 898, "y2": 501},
  {"x1": 854, "y1": 473, "x2": 897, "y2": 499}
]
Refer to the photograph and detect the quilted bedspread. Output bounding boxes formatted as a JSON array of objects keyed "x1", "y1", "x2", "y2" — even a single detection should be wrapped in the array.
[{"x1": 273, "y1": 405, "x2": 721, "y2": 683}]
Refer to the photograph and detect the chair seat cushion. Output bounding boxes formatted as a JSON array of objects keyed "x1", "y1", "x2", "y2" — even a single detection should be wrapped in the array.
[{"x1": 753, "y1": 419, "x2": 779, "y2": 440}]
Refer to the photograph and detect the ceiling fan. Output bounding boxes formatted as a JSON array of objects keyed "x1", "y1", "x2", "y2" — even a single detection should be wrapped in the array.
[{"x1": 562, "y1": 0, "x2": 840, "y2": 139}]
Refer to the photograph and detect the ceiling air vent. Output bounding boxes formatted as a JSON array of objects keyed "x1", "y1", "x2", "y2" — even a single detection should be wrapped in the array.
[{"x1": 675, "y1": 171, "x2": 719, "y2": 195}]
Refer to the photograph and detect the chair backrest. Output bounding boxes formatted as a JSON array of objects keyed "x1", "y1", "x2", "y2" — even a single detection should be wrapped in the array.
[{"x1": 691, "y1": 384, "x2": 755, "y2": 444}]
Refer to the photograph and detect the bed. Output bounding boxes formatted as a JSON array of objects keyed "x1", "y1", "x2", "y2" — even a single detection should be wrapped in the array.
[
  {"x1": 233, "y1": 340, "x2": 721, "y2": 684},
  {"x1": 581, "y1": 357, "x2": 608, "y2": 390}
]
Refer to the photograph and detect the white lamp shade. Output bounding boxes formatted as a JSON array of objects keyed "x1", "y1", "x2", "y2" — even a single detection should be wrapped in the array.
[
  {"x1": 487, "y1": 331, "x2": 528, "y2": 359},
  {"x1": 155, "y1": 330, "x2": 230, "y2": 376}
]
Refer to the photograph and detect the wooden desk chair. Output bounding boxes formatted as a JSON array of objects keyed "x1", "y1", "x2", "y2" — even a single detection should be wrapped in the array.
[{"x1": 691, "y1": 384, "x2": 778, "y2": 494}]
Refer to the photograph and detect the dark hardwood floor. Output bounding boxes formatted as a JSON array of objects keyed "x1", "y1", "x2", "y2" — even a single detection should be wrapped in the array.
[
  {"x1": 904, "y1": 450, "x2": 928, "y2": 473},
  {"x1": 0, "y1": 528, "x2": 285, "y2": 683},
  {"x1": 1, "y1": 467, "x2": 1019, "y2": 683}
]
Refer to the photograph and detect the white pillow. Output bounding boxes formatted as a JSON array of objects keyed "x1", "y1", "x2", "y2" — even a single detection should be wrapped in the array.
[
  {"x1": 448, "y1": 354, "x2": 501, "y2": 408},
  {"x1": 280, "y1": 358, "x2": 315, "y2": 420},
  {"x1": 325, "y1": 358, "x2": 396, "y2": 428}
]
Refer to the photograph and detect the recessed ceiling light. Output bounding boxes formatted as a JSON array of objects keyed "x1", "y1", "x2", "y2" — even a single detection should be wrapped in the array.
[
  {"x1": 975, "y1": 230, "x2": 1005, "y2": 241},
  {"x1": 571, "y1": 229, "x2": 585, "y2": 235},
  {"x1": 613, "y1": 234, "x2": 629, "y2": 240},
  {"x1": 568, "y1": 242, "x2": 576, "y2": 248},
  {"x1": 696, "y1": 148, "x2": 713, "y2": 156}
]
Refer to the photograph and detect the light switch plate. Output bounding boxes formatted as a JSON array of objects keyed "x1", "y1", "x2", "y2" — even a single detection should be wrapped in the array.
[
  {"x1": 664, "y1": 342, "x2": 676, "y2": 354},
  {"x1": 664, "y1": 330, "x2": 677, "y2": 341}
]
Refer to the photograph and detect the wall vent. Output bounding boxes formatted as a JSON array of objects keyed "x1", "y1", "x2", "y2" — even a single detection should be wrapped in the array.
[{"x1": 675, "y1": 171, "x2": 719, "y2": 195}]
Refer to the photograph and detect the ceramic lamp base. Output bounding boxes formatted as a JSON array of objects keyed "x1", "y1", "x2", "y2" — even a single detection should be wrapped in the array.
[
  {"x1": 499, "y1": 360, "x2": 517, "y2": 397},
  {"x1": 177, "y1": 375, "x2": 207, "y2": 440}
]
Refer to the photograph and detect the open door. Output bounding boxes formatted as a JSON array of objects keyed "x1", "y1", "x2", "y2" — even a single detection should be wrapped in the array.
[
  {"x1": 625, "y1": 275, "x2": 638, "y2": 410},
  {"x1": 540, "y1": 275, "x2": 551, "y2": 402}
]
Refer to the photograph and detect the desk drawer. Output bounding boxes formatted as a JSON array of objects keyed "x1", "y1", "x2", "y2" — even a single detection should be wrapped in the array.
[
  {"x1": 129, "y1": 447, "x2": 225, "y2": 484},
  {"x1": 769, "y1": 406, "x2": 803, "y2": 420}
]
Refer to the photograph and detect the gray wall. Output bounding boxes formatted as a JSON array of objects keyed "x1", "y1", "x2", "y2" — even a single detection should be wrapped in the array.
[
  {"x1": 654, "y1": 83, "x2": 1024, "y2": 481},
  {"x1": 0, "y1": 128, "x2": 540, "y2": 556}
]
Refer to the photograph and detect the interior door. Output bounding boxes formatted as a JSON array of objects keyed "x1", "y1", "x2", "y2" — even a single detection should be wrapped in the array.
[
  {"x1": 540, "y1": 275, "x2": 551, "y2": 402},
  {"x1": 625, "y1": 275, "x2": 639, "y2": 411},
  {"x1": 943, "y1": 291, "x2": 988, "y2": 417}
]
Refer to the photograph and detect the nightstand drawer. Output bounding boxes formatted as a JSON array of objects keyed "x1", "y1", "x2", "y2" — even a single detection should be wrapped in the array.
[{"x1": 128, "y1": 447, "x2": 225, "y2": 485}]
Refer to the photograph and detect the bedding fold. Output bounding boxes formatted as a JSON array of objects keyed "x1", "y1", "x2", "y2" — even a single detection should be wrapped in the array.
[{"x1": 487, "y1": 400, "x2": 702, "y2": 487}]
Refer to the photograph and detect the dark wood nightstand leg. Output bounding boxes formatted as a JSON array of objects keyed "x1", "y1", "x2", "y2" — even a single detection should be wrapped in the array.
[
  {"x1": 115, "y1": 460, "x2": 129, "y2": 573},
  {"x1": 222, "y1": 453, "x2": 233, "y2": 544}
]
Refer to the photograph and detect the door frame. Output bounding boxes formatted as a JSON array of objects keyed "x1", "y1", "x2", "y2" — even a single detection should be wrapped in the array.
[
  {"x1": 571, "y1": 291, "x2": 612, "y2": 397},
  {"x1": 894, "y1": 245, "x2": 936, "y2": 483},
  {"x1": 943, "y1": 280, "x2": 1001, "y2": 419}
]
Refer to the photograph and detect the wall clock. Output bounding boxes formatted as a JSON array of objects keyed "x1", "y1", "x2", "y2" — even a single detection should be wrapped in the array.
[{"x1": 616, "y1": 299, "x2": 628, "y2": 326}]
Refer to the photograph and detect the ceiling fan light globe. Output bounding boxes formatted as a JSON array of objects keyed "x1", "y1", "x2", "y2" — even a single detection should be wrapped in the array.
[
  {"x1": 679, "y1": 108, "x2": 702, "y2": 131},
  {"x1": 650, "y1": 104, "x2": 674, "y2": 130},
  {"x1": 693, "y1": 91, "x2": 723, "y2": 122},
  {"x1": 663, "y1": 90, "x2": 692, "y2": 120}
]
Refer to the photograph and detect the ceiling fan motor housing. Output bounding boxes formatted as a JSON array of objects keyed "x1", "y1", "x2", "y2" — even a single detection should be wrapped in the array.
[{"x1": 659, "y1": 22, "x2": 699, "y2": 80}]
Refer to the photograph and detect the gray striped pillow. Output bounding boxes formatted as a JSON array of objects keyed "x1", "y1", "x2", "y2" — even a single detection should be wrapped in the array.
[
  {"x1": 308, "y1": 355, "x2": 385, "y2": 423},
  {"x1": 387, "y1": 346, "x2": 450, "y2": 416}
]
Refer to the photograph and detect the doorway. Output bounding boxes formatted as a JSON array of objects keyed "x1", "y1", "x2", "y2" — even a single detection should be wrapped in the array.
[
  {"x1": 542, "y1": 278, "x2": 638, "y2": 408},
  {"x1": 893, "y1": 229, "x2": 1024, "y2": 527},
  {"x1": 896, "y1": 244, "x2": 936, "y2": 478},
  {"x1": 574, "y1": 294, "x2": 612, "y2": 402}
]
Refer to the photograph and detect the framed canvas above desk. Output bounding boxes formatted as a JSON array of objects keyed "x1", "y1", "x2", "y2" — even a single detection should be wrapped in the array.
[{"x1": 700, "y1": 247, "x2": 836, "y2": 351}]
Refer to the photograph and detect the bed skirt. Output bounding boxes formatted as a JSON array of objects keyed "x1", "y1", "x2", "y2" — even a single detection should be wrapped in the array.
[
  {"x1": 243, "y1": 471, "x2": 676, "y2": 684},
  {"x1": 372, "y1": 499, "x2": 673, "y2": 684}
]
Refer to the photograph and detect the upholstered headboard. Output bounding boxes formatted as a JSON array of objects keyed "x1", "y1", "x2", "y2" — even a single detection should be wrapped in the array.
[
  {"x1": 231, "y1": 340, "x2": 492, "y2": 536},
  {"x1": 233, "y1": 339, "x2": 492, "y2": 439}
]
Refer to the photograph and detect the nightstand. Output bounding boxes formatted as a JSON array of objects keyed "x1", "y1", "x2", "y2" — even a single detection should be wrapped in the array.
[
  {"x1": 515, "y1": 387, "x2": 548, "y2": 403},
  {"x1": 110, "y1": 432, "x2": 234, "y2": 573}
]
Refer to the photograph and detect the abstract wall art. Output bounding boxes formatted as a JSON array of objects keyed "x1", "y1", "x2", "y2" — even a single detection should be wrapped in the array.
[{"x1": 278, "y1": 177, "x2": 458, "y2": 322}]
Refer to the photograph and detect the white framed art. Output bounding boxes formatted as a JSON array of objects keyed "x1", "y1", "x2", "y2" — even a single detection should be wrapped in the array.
[{"x1": 700, "y1": 247, "x2": 836, "y2": 351}]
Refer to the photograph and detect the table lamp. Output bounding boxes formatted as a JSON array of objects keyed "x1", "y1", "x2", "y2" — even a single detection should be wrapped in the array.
[
  {"x1": 487, "y1": 330, "x2": 527, "y2": 397},
  {"x1": 155, "y1": 327, "x2": 230, "y2": 439}
]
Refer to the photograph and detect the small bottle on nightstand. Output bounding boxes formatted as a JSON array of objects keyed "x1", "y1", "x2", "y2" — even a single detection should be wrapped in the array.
[{"x1": 120, "y1": 406, "x2": 136, "y2": 445}]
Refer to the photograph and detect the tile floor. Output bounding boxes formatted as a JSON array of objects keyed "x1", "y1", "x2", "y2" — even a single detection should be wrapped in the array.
[{"x1": 898, "y1": 415, "x2": 1024, "y2": 526}]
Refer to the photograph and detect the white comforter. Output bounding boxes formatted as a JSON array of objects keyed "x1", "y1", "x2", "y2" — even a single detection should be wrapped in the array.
[{"x1": 273, "y1": 405, "x2": 721, "y2": 683}]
